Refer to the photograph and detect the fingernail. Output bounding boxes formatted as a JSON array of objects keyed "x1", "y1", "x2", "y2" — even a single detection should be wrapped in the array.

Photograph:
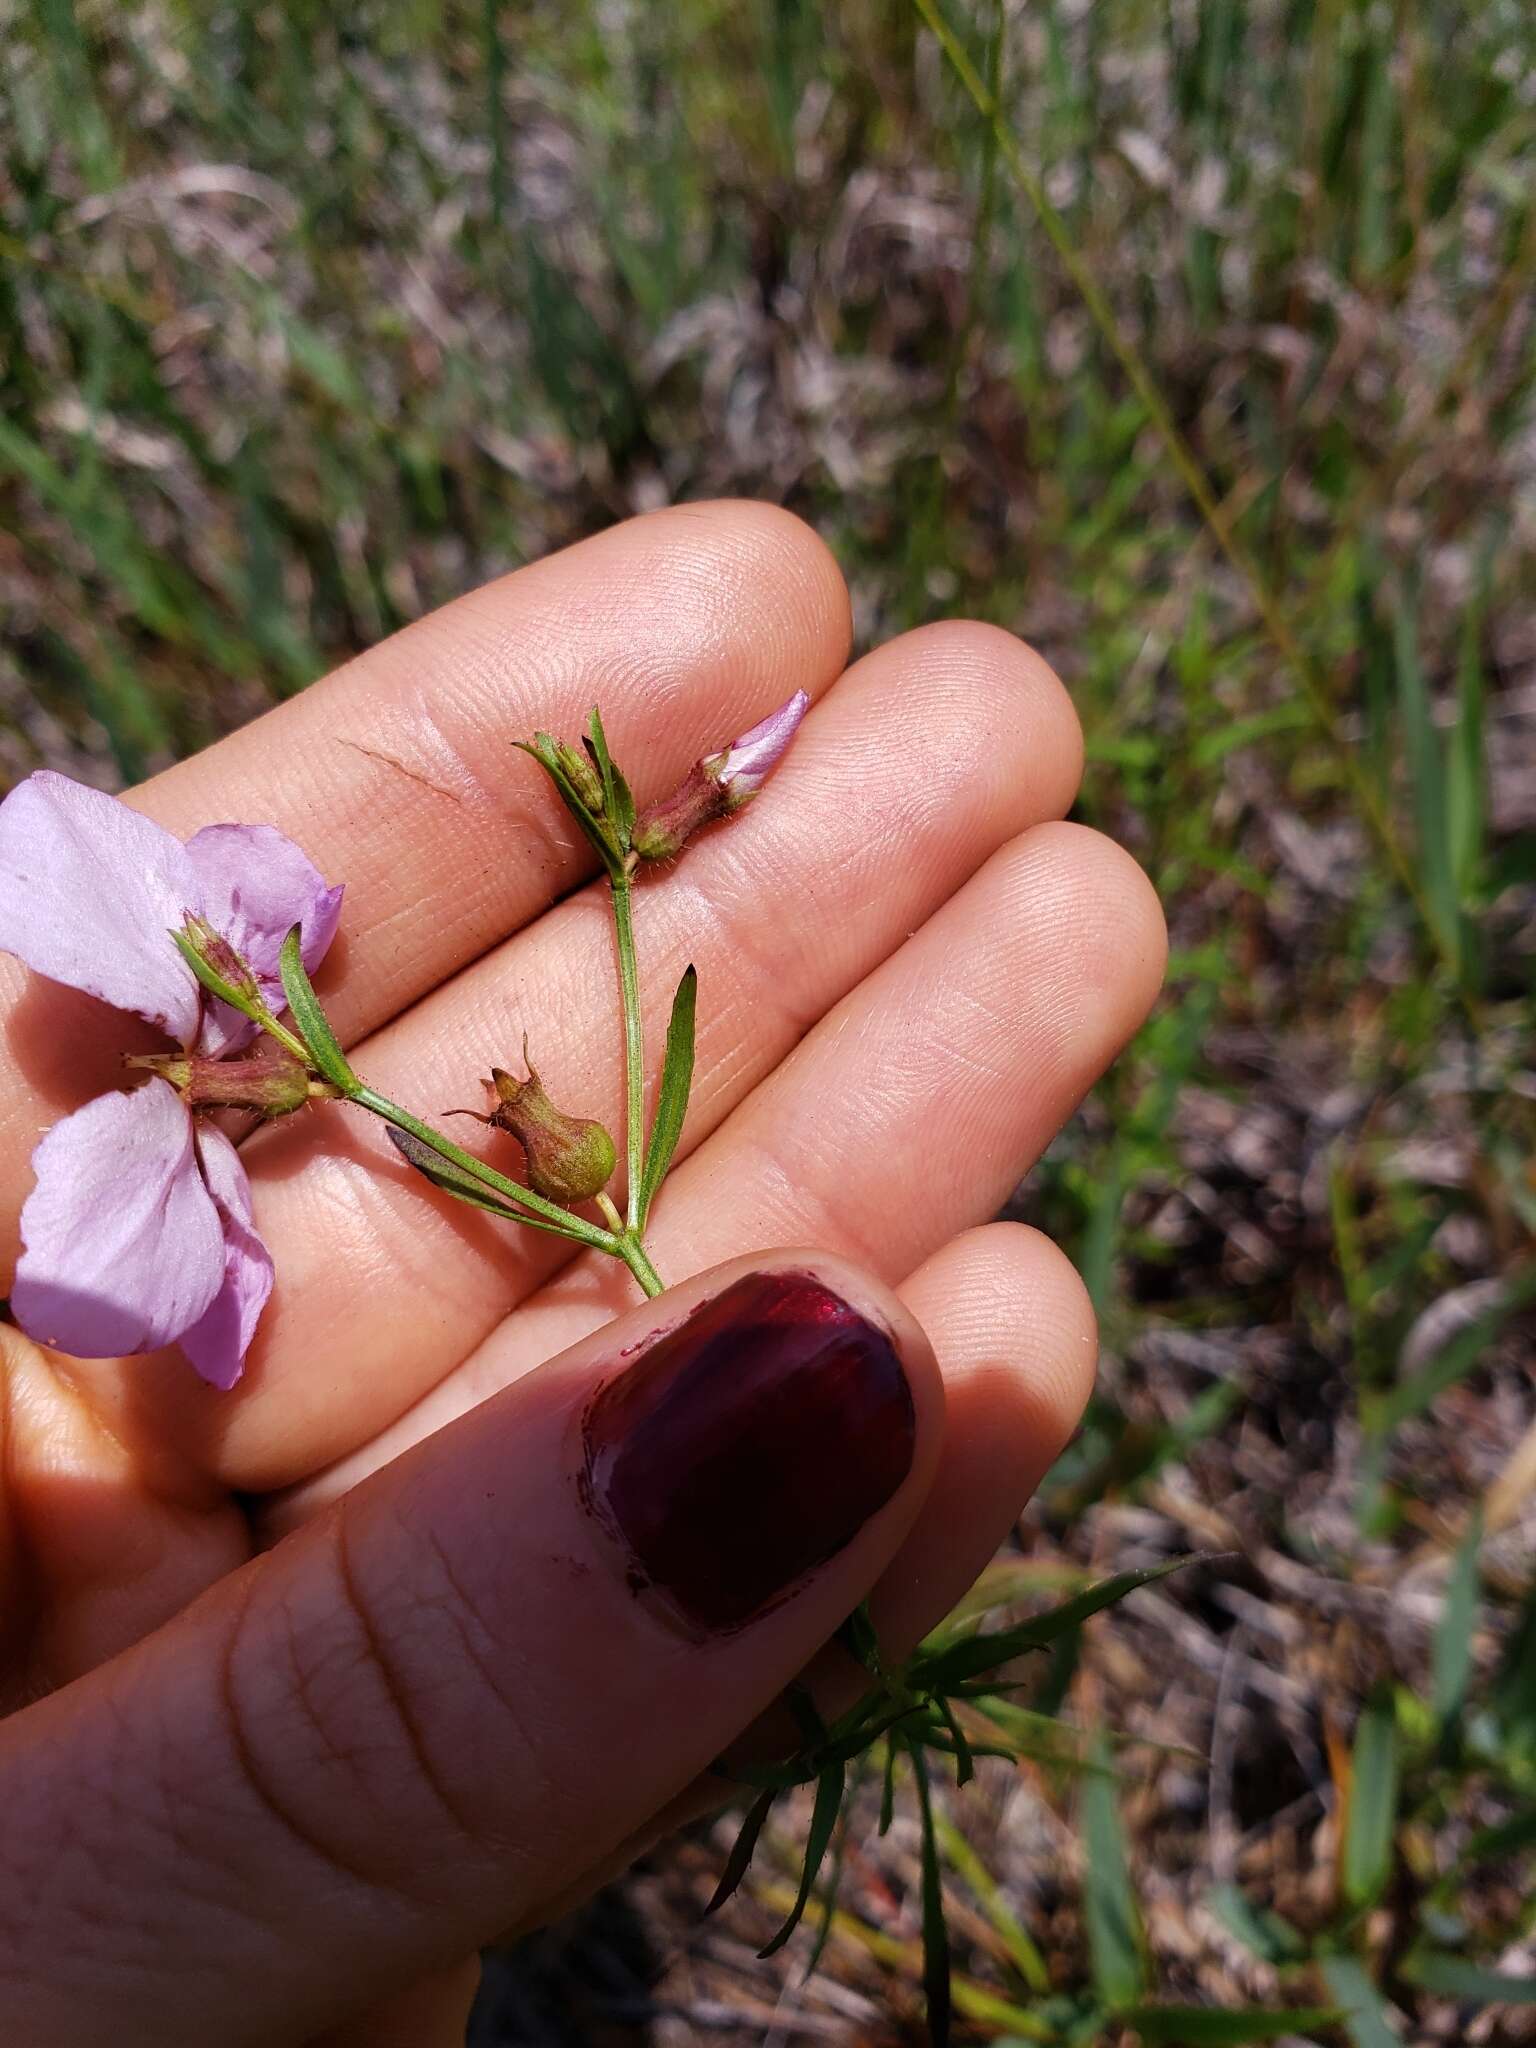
[{"x1": 579, "y1": 1270, "x2": 916, "y2": 1634}]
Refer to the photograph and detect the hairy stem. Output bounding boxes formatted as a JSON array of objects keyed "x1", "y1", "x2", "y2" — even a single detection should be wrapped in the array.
[
  {"x1": 610, "y1": 869, "x2": 647, "y2": 1234},
  {"x1": 353, "y1": 1084, "x2": 616, "y2": 1251}
]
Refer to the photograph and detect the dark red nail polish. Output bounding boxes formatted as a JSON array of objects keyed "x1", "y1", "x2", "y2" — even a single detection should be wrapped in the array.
[{"x1": 579, "y1": 1270, "x2": 916, "y2": 1634}]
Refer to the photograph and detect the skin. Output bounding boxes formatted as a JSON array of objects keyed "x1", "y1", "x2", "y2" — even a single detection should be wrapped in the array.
[{"x1": 0, "y1": 503, "x2": 1166, "y2": 2045}]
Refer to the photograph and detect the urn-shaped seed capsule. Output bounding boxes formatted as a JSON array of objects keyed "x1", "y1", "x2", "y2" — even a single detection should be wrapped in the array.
[{"x1": 485, "y1": 1057, "x2": 617, "y2": 1204}]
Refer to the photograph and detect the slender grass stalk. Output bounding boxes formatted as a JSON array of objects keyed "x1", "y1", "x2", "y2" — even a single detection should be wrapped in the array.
[{"x1": 910, "y1": 0, "x2": 1456, "y2": 986}]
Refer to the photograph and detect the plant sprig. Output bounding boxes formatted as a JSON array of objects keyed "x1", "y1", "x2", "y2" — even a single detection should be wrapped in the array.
[{"x1": 706, "y1": 1556, "x2": 1218, "y2": 2043}]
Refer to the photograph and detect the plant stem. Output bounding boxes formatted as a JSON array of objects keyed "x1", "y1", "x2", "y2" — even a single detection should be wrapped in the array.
[
  {"x1": 250, "y1": 1010, "x2": 316, "y2": 1067},
  {"x1": 618, "y1": 1234, "x2": 666, "y2": 1299},
  {"x1": 609, "y1": 867, "x2": 647, "y2": 1233},
  {"x1": 353, "y1": 1084, "x2": 616, "y2": 1251}
]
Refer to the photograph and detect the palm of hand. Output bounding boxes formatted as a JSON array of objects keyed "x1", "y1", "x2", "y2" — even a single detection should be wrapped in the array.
[{"x1": 0, "y1": 505, "x2": 1162, "y2": 2044}]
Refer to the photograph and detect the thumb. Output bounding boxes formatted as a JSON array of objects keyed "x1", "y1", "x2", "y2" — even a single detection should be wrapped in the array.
[{"x1": 0, "y1": 1253, "x2": 941, "y2": 2047}]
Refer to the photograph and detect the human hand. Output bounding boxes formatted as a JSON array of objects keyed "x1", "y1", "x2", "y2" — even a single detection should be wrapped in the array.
[{"x1": 0, "y1": 503, "x2": 1164, "y2": 2045}]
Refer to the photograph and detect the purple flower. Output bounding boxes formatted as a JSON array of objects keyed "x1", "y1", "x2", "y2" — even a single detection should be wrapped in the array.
[
  {"x1": 0, "y1": 773, "x2": 341, "y2": 1386},
  {"x1": 705, "y1": 689, "x2": 810, "y2": 812},
  {"x1": 633, "y1": 690, "x2": 811, "y2": 861}
]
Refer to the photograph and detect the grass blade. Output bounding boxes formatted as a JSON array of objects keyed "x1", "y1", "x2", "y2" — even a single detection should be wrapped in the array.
[
  {"x1": 1124, "y1": 2006, "x2": 1344, "y2": 2043},
  {"x1": 1432, "y1": 1511, "x2": 1482, "y2": 1730},
  {"x1": 908, "y1": 1739, "x2": 952, "y2": 2048},
  {"x1": 1080, "y1": 1730, "x2": 1147, "y2": 2010},
  {"x1": 1321, "y1": 1957, "x2": 1404, "y2": 2048},
  {"x1": 1341, "y1": 1686, "x2": 1399, "y2": 1911}
]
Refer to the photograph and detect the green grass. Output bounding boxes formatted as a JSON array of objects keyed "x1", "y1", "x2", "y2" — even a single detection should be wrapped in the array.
[{"x1": 4, "y1": 1, "x2": 1535, "y2": 2040}]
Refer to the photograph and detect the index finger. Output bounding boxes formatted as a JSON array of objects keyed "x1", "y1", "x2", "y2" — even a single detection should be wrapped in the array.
[{"x1": 0, "y1": 503, "x2": 851, "y2": 1268}]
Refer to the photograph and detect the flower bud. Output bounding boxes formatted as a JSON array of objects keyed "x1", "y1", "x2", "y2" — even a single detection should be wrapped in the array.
[
  {"x1": 126, "y1": 1046, "x2": 321, "y2": 1118},
  {"x1": 553, "y1": 737, "x2": 606, "y2": 815},
  {"x1": 484, "y1": 1054, "x2": 616, "y2": 1204},
  {"x1": 175, "y1": 911, "x2": 262, "y2": 1009},
  {"x1": 633, "y1": 689, "x2": 809, "y2": 860}
]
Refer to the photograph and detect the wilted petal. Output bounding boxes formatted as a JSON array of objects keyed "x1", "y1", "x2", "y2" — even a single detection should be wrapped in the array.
[
  {"x1": 712, "y1": 689, "x2": 810, "y2": 803},
  {"x1": 0, "y1": 773, "x2": 203, "y2": 1043},
  {"x1": 11, "y1": 1081, "x2": 225, "y2": 1359},
  {"x1": 183, "y1": 823, "x2": 343, "y2": 1055},
  {"x1": 178, "y1": 1125, "x2": 274, "y2": 1390}
]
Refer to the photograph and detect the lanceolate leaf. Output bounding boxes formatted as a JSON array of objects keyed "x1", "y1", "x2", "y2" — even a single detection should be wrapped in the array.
[
  {"x1": 757, "y1": 1759, "x2": 845, "y2": 1958},
  {"x1": 913, "y1": 1556, "x2": 1208, "y2": 1693},
  {"x1": 278, "y1": 924, "x2": 358, "y2": 1091},
  {"x1": 585, "y1": 704, "x2": 635, "y2": 843},
  {"x1": 384, "y1": 1128, "x2": 597, "y2": 1244},
  {"x1": 704, "y1": 1788, "x2": 775, "y2": 1917},
  {"x1": 638, "y1": 964, "x2": 697, "y2": 1224}
]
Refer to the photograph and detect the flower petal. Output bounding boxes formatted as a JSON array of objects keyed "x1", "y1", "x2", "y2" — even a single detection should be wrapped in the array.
[
  {"x1": 0, "y1": 772, "x2": 203, "y2": 1042},
  {"x1": 178, "y1": 1125, "x2": 274, "y2": 1390},
  {"x1": 714, "y1": 689, "x2": 810, "y2": 801},
  {"x1": 182, "y1": 823, "x2": 343, "y2": 1055},
  {"x1": 11, "y1": 1081, "x2": 226, "y2": 1359}
]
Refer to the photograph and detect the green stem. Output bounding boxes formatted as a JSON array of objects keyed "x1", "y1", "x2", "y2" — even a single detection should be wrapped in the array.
[
  {"x1": 619, "y1": 1235, "x2": 665, "y2": 1299},
  {"x1": 250, "y1": 1009, "x2": 316, "y2": 1067},
  {"x1": 610, "y1": 868, "x2": 647, "y2": 1234},
  {"x1": 353, "y1": 1084, "x2": 616, "y2": 1252}
]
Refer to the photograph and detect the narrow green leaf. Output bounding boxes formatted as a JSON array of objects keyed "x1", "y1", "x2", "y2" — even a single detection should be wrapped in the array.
[
  {"x1": 278, "y1": 926, "x2": 358, "y2": 1091},
  {"x1": 836, "y1": 1600, "x2": 883, "y2": 1677},
  {"x1": 908, "y1": 1740, "x2": 952, "y2": 2048},
  {"x1": 704, "y1": 1788, "x2": 775, "y2": 1916},
  {"x1": 801, "y1": 1802, "x2": 849, "y2": 1981},
  {"x1": 384, "y1": 1129, "x2": 595, "y2": 1244},
  {"x1": 1080, "y1": 1730, "x2": 1147, "y2": 2010},
  {"x1": 1446, "y1": 535, "x2": 1493, "y2": 898},
  {"x1": 1342, "y1": 1686, "x2": 1399, "y2": 1911},
  {"x1": 585, "y1": 704, "x2": 635, "y2": 844},
  {"x1": 1375, "y1": 1268, "x2": 1536, "y2": 1435},
  {"x1": 1205, "y1": 1885, "x2": 1307, "y2": 1966},
  {"x1": 1402, "y1": 1952, "x2": 1536, "y2": 2005},
  {"x1": 1320, "y1": 1957, "x2": 1403, "y2": 2048},
  {"x1": 513, "y1": 736, "x2": 621, "y2": 876},
  {"x1": 637, "y1": 965, "x2": 697, "y2": 1224},
  {"x1": 1394, "y1": 588, "x2": 1460, "y2": 971},
  {"x1": 934, "y1": 1697, "x2": 976, "y2": 1786},
  {"x1": 1123, "y1": 2006, "x2": 1343, "y2": 2043},
  {"x1": 935, "y1": 1811, "x2": 1050, "y2": 1992},
  {"x1": 1432, "y1": 1511, "x2": 1482, "y2": 1729},
  {"x1": 913, "y1": 1556, "x2": 1208, "y2": 1692},
  {"x1": 757, "y1": 1759, "x2": 845, "y2": 1958},
  {"x1": 879, "y1": 1739, "x2": 899, "y2": 1835}
]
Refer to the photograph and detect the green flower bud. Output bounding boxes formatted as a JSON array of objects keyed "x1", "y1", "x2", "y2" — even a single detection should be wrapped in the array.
[{"x1": 484, "y1": 1053, "x2": 616, "y2": 1205}]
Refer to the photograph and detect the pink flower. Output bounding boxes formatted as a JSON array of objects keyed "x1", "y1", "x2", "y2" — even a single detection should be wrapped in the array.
[
  {"x1": 632, "y1": 690, "x2": 810, "y2": 861},
  {"x1": 0, "y1": 773, "x2": 341, "y2": 1386},
  {"x1": 706, "y1": 690, "x2": 810, "y2": 812}
]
